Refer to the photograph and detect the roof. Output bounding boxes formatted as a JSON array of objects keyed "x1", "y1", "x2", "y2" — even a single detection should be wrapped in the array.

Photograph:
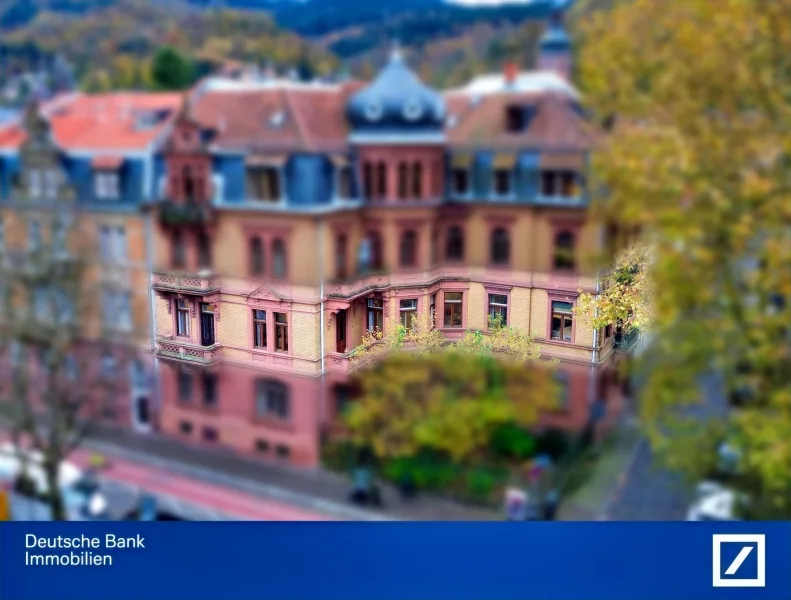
[
  {"x1": 190, "y1": 83, "x2": 354, "y2": 154},
  {"x1": 451, "y1": 70, "x2": 578, "y2": 98},
  {"x1": 0, "y1": 92, "x2": 183, "y2": 154},
  {"x1": 444, "y1": 90, "x2": 597, "y2": 151}
]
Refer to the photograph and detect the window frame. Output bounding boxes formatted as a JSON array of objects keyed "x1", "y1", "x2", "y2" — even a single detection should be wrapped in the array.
[
  {"x1": 273, "y1": 312, "x2": 289, "y2": 353},
  {"x1": 175, "y1": 298, "x2": 191, "y2": 338},
  {"x1": 93, "y1": 170, "x2": 120, "y2": 201},
  {"x1": 443, "y1": 291, "x2": 464, "y2": 329},
  {"x1": 549, "y1": 298, "x2": 576, "y2": 343},
  {"x1": 445, "y1": 224, "x2": 465, "y2": 262},
  {"x1": 252, "y1": 309, "x2": 267, "y2": 349},
  {"x1": 490, "y1": 226, "x2": 511, "y2": 267},
  {"x1": 399, "y1": 298, "x2": 418, "y2": 330},
  {"x1": 487, "y1": 292, "x2": 509, "y2": 329},
  {"x1": 366, "y1": 297, "x2": 384, "y2": 333},
  {"x1": 399, "y1": 229, "x2": 418, "y2": 268},
  {"x1": 254, "y1": 379, "x2": 291, "y2": 421}
]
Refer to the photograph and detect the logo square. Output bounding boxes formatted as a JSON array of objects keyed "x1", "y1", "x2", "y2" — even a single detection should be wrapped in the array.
[{"x1": 712, "y1": 534, "x2": 766, "y2": 587}]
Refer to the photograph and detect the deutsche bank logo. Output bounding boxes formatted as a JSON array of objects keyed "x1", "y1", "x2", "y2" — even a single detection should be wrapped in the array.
[{"x1": 712, "y1": 534, "x2": 765, "y2": 587}]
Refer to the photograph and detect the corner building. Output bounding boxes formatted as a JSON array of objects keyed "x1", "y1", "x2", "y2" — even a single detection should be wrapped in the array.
[{"x1": 152, "y1": 30, "x2": 623, "y2": 467}]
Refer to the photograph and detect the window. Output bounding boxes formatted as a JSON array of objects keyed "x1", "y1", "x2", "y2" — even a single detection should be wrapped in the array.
[
  {"x1": 253, "y1": 309, "x2": 267, "y2": 349},
  {"x1": 179, "y1": 421, "x2": 193, "y2": 435},
  {"x1": 338, "y1": 166, "x2": 352, "y2": 198},
  {"x1": 52, "y1": 220, "x2": 68, "y2": 256},
  {"x1": 102, "y1": 290, "x2": 132, "y2": 331},
  {"x1": 363, "y1": 161, "x2": 374, "y2": 200},
  {"x1": 28, "y1": 170, "x2": 42, "y2": 198},
  {"x1": 44, "y1": 169, "x2": 59, "y2": 199},
  {"x1": 491, "y1": 227, "x2": 510, "y2": 266},
  {"x1": 335, "y1": 234, "x2": 347, "y2": 279},
  {"x1": 28, "y1": 220, "x2": 41, "y2": 251},
  {"x1": 247, "y1": 167, "x2": 280, "y2": 201},
  {"x1": 488, "y1": 294, "x2": 508, "y2": 327},
  {"x1": 171, "y1": 230, "x2": 186, "y2": 269},
  {"x1": 131, "y1": 359, "x2": 147, "y2": 389},
  {"x1": 551, "y1": 301, "x2": 574, "y2": 342},
  {"x1": 176, "y1": 299, "x2": 190, "y2": 337},
  {"x1": 376, "y1": 161, "x2": 387, "y2": 199},
  {"x1": 541, "y1": 171, "x2": 579, "y2": 198},
  {"x1": 183, "y1": 165, "x2": 203, "y2": 203},
  {"x1": 494, "y1": 170, "x2": 511, "y2": 196},
  {"x1": 398, "y1": 162, "x2": 409, "y2": 199},
  {"x1": 0, "y1": 217, "x2": 4, "y2": 251},
  {"x1": 255, "y1": 379, "x2": 290, "y2": 420},
  {"x1": 276, "y1": 445, "x2": 290, "y2": 459},
  {"x1": 272, "y1": 239, "x2": 286, "y2": 279},
  {"x1": 178, "y1": 369, "x2": 192, "y2": 402},
  {"x1": 255, "y1": 439, "x2": 270, "y2": 454},
  {"x1": 202, "y1": 372, "x2": 218, "y2": 408},
  {"x1": 412, "y1": 162, "x2": 423, "y2": 198},
  {"x1": 99, "y1": 226, "x2": 127, "y2": 263},
  {"x1": 399, "y1": 230, "x2": 417, "y2": 268},
  {"x1": 202, "y1": 426, "x2": 218, "y2": 443},
  {"x1": 94, "y1": 171, "x2": 120, "y2": 200},
  {"x1": 445, "y1": 226, "x2": 464, "y2": 261},
  {"x1": 430, "y1": 293, "x2": 437, "y2": 328},
  {"x1": 399, "y1": 299, "x2": 417, "y2": 330},
  {"x1": 197, "y1": 232, "x2": 211, "y2": 269},
  {"x1": 553, "y1": 230, "x2": 576, "y2": 271},
  {"x1": 334, "y1": 384, "x2": 355, "y2": 416},
  {"x1": 199, "y1": 302, "x2": 215, "y2": 347},
  {"x1": 506, "y1": 105, "x2": 525, "y2": 133},
  {"x1": 274, "y1": 312, "x2": 288, "y2": 352},
  {"x1": 443, "y1": 292, "x2": 463, "y2": 328},
  {"x1": 250, "y1": 237, "x2": 264, "y2": 276},
  {"x1": 452, "y1": 169, "x2": 469, "y2": 195},
  {"x1": 366, "y1": 298, "x2": 383, "y2": 332}
]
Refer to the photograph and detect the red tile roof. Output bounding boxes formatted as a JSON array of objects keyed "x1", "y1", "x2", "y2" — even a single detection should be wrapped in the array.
[{"x1": 0, "y1": 92, "x2": 183, "y2": 153}]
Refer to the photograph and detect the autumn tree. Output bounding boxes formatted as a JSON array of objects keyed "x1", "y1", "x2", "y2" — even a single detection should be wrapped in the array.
[
  {"x1": 347, "y1": 315, "x2": 553, "y2": 463},
  {"x1": 577, "y1": 0, "x2": 791, "y2": 514}
]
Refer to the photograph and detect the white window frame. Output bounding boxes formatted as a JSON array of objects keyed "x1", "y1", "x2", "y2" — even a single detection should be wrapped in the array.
[{"x1": 94, "y1": 170, "x2": 120, "y2": 201}]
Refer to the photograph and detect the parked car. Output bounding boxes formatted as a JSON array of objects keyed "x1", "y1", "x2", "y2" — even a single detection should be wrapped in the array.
[
  {"x1": 0, "y1": 443, "x2": 108, "y2": 520},
  {"x1": 686, "y1": 481, "x2": 742, "y2": 521}
]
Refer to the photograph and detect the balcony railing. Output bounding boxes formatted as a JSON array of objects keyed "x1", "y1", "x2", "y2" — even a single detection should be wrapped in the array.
[
  {"x1": 158, "y1": 201, "x2": 215, "y2": 226},
  {"x1": 152, "y1": 271, "x2": 219, "y2": 295},
  {"x1": 614, "y1": 328, "x2": 640, "y2": 353},
  {"x1": 156, "y1": 338, "x2": 221, "y2": 365}
]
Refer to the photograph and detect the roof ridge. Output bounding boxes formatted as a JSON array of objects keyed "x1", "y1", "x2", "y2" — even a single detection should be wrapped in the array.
[{"x1": 282, "y1": 88, "x2": 311, "y2": 152}]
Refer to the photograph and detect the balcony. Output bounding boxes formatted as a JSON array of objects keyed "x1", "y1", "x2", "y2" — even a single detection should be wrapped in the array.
[
  {"x1": 156, "y1": 337, "x2": 221, "y2": 365},
  {"x1": 614, "y1": 328, "x2": 640, "y2": 353},
  {"x1": 158, "y1": 200, "x2": 215, "y2": 227},
  {"x1": 152, "y1": 271, "x2": 219, "y2": 295}
]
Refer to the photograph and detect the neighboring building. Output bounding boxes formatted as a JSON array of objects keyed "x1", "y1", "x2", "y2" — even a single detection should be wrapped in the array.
[
  {"x1": 0, "y1": 91, "x2": 184, "y2": 432},
  {"x1": 149, "y1": 19, "x2": 622, "y2": 467}
]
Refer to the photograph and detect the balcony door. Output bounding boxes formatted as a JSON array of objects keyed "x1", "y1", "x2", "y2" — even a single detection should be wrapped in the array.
[
  {"x1": 200, "y1": 303, "x2": 215, "y2": 347},
  {"x1": 336, "y1": 309, "x2": 347, "y2": 353}
]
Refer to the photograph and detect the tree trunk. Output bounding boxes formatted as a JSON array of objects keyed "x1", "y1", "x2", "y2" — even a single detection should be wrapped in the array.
[{"x1": 44, "y1": 460, "x2": 67, "y2": 521}]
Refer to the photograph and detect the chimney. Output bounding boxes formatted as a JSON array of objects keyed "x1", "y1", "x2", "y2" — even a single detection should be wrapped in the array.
[{"x1": 503, "y1": 61, "x2": 518, "y2": 88}]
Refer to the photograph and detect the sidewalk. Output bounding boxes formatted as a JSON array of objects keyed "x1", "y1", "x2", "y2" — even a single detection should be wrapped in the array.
[
  {"x1": 83, "y1": 427, "x2": 500, "y2": 521},
  {"x1": 557, "y1": 419, "x2": 642, "y2": 521}
]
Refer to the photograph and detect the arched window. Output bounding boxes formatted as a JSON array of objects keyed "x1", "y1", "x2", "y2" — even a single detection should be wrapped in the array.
[
  {"x1": 272, "y1": 239, "x2": 286, "y2": 279},
  {"x1": 491, "y1": 227, "x2": 510, "y2": 266},
  {"x1": 363, "y1": 161, "x2": 374, "y2": 200},
  {"x1": 399, "y1": 230, "x2": 417, "y2": 268},
  {"x1": 376, "y1": 161, "x2": 387, "y2": 199},
  {"x1": 250, "y1": 236, "x2": 264, "y2": 276},
  {"x1": 411, "y1": 161, "x2": 423, "y2": 199},
  {"x1": 398, "y1": 162, "x2": 409, "y2": 200},
  {"x1": 368, "y1": 231, "x2": 383, "y2": 270},
  {"x1": 553, "y1": 230, "x2": 576, "y2": 271},
  {"x1": 183, "y1": 165, "x2": 195, "y2": 203},
  {"x1": 171, "y1": 230, "x2": 185, "y2": 269},
  {"x1": 197, "y1": 232, "x2": 211, "y2": 269},
  {"x1": 445, "y1": 226, "x2": 464, "y2": 261}
]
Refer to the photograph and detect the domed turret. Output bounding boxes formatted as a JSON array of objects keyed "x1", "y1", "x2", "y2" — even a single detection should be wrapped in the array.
[
  {"x1": 537, "y1": 11, "x2": 572, "y2": 81},
  {"x1": 346, "y1": 45, "x2": 446, "y2": 138}
]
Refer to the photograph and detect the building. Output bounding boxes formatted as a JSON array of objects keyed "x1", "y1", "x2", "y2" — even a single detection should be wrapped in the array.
[
  {"x1": 149, "y1": 20, "x2": 623, "y2": 467},
  {"x1": 0, "y1": 91, "x2": 183, "y2": 432}
]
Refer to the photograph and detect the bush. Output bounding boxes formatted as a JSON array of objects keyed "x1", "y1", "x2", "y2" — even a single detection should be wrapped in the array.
[
  {"x1": 489, "y1": 422, "x2": 536, "y2": 460},
  {"x1": 464, "y1": 467, "x2": 508, "y2": 504},
  {"x1": 321, "y1": 440, "x2": 363, "y2": 472},
  {"x1": 535, "y1": 429, "x2": 572, "y2": 460}
]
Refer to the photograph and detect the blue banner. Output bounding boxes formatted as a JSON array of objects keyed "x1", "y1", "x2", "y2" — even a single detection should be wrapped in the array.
[{"x1": 1, "y1": 522, "x2": 789, "y2": 600}]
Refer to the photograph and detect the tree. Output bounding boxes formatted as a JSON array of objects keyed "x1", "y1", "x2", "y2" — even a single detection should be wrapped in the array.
[
  {"x1": 0, "y1": 114, "x2": 134, "y2": 520},
  {"x1": 577, "y1": 0, "x2": 791, "y2": 514},
  {"x1": 577, "y1": 243, "x2": 651, "y2": 333},
  {"x1": 347, "y1": 315, "x2": 553, "y2": 463},
  {"x1": 150, "y1": 46, "x2": 195, "y2": 91}
]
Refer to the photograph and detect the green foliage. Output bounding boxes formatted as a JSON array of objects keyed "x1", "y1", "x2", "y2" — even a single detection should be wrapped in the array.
[
  {"x1": 151, "y1": 46, "x2": 195, "y2": 91},
  {"x1": 579, "y1": 0, "x2": 791, "y2": 513},
  {"x1": 489, "y1": 422, "x2": 537, "y2": 460}
]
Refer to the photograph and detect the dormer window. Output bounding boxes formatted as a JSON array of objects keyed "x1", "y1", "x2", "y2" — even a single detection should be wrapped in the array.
[
  {"x1": 338, "y1": 166, "x2": 353, "y2": 198},
  {"x1": 270, "y1": 111, "x2": 285, "y2": 128},
  {"x1": 247, "y1": 166, "x2": 281, "y2": 202},
  {"x1": 506, "y1": 105, "x2": 525, "y2": 133},
  {"x1": 494, "y1": 170, "x2": 511, "y2": 196},
  {"x1": 94, "y1": 171, "x2": 120, "y2": 201},
  {"x1": 541, "y1": 170, "x2": 579, "y2": 198},
  {"x1": 452, "y1": 169, "x2": 469, "y2": 195}
]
